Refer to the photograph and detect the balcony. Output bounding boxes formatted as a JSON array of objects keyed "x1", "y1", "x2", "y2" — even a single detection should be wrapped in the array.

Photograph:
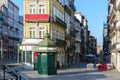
[
  {"x1": 53, "y1": 16, "x2": 66, "y2": 28},
  {"x1": 116, "y1": 0, "x2": 120, "y2": 10},
  {"x1": 70, "y1": 29, "x2": 75, "y2": 37},
  {"x1": 109, "y1": 0, "x2": 115, "y2": 4},
  {"x1": 55, "y1": 39, "x2": 66, "y2": 46},
  {"x1": 116, "y1": 20, "x2": 120, "y2": 29},
  {"x1": 75, "y1": 36, "x2": 81, "y2": 42},
  {"x1": 109, "y1": 43, "x2": 116, "y2": 51},
  {"x1": 69, "y1": 1, "x2": 76, "y2": 11},
  {"x1": 65, "y1": 34, "x2": 71, "y2": 40},
  {"x1": 75, "y1": 26, "x2": 79, "y2": 32},
  {"x1": 64, "y1": 5, "x2": 71, "y2": 15},
  {"x1": 3, "y1": 18, "x2": 9, "y2": 26},
  {"x1": 25, "y1": 14, "x2": 49, "y2": 22},
  {"x1": 109, "y1": 10, "x2": 116, "y2": 24},
  {"x1": 0, "y1": 16, "x2": 3, "y2": 21}
]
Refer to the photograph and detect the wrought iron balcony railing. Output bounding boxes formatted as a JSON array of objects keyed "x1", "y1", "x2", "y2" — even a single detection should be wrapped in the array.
[
  {"x1": 69, "y1": 1, "x2": 76, "y2": 11},
  {"x1": 55, "y1": 39, "x2": 66, "y2": 46},
  {"x1": 53, "y1": 16, "x2": 66, "y2": 28},
  {"x1": 64, "y1": 5, "x2": 71, "y2": 15}
]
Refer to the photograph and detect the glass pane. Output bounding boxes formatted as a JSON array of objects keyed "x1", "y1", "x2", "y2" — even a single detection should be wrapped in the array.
[
  {"x1": 23, "y1": 51, "x2": 25, "y2": 62},
  {"x1": 26, "y1": 51, "x2": 32, "y2": 63}
]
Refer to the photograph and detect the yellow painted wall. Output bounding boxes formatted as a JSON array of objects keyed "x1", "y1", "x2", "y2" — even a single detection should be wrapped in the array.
[
  {"x1": 24, "y1": 0, "x2": 29, "y2": 38},
  {"x1": 24, "y1": 0, "x2": 65, "y2": 39},
  {"x1": 24, "y1": 0, "x2": 50, "y2": 38},
  {"x1": 46, "y1": 0, "x2": 50, "y2": 14}
]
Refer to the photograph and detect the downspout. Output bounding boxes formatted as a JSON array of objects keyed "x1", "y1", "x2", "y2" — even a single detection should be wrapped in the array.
[{"x1": 50, "y1": 0, "x2": 52, "y2": 39}]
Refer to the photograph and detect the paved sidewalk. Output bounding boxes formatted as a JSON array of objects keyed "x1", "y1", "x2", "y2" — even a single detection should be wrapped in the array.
[
  {"x1": 20, "y1": 67, "x2": 120, "y2": 80},
  {"x1": 1, "y1": 62, "x2": 120, "y2": 80}
]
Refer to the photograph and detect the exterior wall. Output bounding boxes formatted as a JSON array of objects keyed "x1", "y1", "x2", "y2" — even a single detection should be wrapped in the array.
[
  {"x1": 23, "y1": 0, "x2": 66, "y2": 69},
  {"x1": 108, "y1": 0, "x2": 120, "y2": 72},
  {"x1": 0, "y1": 0, "x2": 23, "y2": 60},
  {"x1": 74, "y1": 12, "x2": 82, "y2": 62}
]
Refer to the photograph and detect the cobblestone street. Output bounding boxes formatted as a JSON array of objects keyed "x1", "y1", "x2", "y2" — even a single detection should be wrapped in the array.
[{"x1": 0, "y1": 62, "x2": 120, "y2": 80}]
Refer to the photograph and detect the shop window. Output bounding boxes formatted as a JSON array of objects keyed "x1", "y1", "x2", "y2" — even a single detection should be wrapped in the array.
[
  {"x1": 26, "y1": 51, "x2": 32, "y2": 63},
  {"x1": 23, "y1": 51, "x2": 25, "y2": 62}
]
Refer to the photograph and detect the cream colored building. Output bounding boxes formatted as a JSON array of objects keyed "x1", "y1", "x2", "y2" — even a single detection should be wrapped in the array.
[{"x1": 108, "y1": 0, "x2": 120, "y2": 71}]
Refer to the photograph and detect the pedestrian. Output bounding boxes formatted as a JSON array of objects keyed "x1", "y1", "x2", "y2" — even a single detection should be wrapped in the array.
[{"x1": 57, "y1": 61, "x2": 60, "y2": 69}]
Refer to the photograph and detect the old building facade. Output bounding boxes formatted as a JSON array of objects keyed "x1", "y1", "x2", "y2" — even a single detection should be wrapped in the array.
[
  {"x1": 0, "y1": 0, "x2": 23, "y2": 61},
  {"x1": 107, "y1": 0, "x2": 120, "y2": 71}
]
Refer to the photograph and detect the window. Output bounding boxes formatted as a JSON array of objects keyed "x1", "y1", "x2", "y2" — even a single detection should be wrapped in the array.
[
  {"x1": 62, "y1": 33, "x2": 64, "y2": 40},
  {"x1": 53, "y1": 6, "x2": 56, "y2": 16},
  {"x1": 22, "y1": 51, "x2": 25, "y2": 62},
  {"x1": 29, "y1": 27, "x2": 35, "y2": 38},
  {"x1": 38, "y1": 27, "x2": 46, "y2": 38},
  {"x1": 39, "y1": 4, "x2": 45, "y2": 14},
  {"x1": 26, "y1": 51, "x2": 32, "y2": 63},
  {"x1": 57, "y1": 8, "x2": 59, "y2": 17},
  {"x1": 29, "y1": 5, "x2": 35, "y2": 14}
]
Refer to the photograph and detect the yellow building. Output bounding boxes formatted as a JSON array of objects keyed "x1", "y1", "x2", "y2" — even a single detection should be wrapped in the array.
[{"x1": 22, "y1": 0, "x2": 66, "y2": 69}]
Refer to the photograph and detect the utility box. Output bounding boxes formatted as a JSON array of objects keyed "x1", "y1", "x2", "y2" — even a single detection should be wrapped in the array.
[{"x1": 37, "y1": 32, "x2": 57, "y2": 75}]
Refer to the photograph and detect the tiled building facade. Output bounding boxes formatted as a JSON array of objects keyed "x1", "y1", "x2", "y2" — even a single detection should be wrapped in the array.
[{"x1": 0, "y1": 0, "x2": 23, "y2": 60}]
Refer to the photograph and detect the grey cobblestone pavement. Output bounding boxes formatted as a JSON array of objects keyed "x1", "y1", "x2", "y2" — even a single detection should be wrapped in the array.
[{"x1": 1, "y1": 62, "x2": 120, "y2": 80}]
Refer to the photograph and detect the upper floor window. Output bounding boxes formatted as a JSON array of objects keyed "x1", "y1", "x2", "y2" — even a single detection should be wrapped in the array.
[
  {"x1": 29, "y1": 27, "x2": 35, "y2": 38},
  {"x1": 39, "y1": 4, "x2": 45, "y2": 14},
  {"x1": 29, "y1": 5, "x2": 35, "y2": 14},
  {"x1": 38, "y1": 27, "x2": 46, "y2": 38}
]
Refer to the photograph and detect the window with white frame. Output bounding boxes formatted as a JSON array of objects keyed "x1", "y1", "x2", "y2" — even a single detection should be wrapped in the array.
[
  {"x1": 29, "y1": 27, "x2": 35, "y2": 38},
  {"x1": 38, "y1": 27, "x2": 46, "y2": 38},
  {"x1": 56, "y1": 8, "x2": 59, "y2": 17},
  {"x1": 39, "y1": 4, "x2": 45, "y2": 14},
  {"x1": 29, "y1": 5, "x2": 35, "y2": 14}
]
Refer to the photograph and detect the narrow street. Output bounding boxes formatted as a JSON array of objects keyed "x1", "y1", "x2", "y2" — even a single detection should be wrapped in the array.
[{"x1": 13, "y1": 62, "x2": 120, "y2": 80}]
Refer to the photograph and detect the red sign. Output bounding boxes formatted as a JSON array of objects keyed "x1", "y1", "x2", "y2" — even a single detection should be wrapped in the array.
[
  {"x1": 25, "y1": 14, "x2": 49, "y2": 21},
  {"x1": 34, "y1": 52, "x2": 38, "y2": 57}
]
